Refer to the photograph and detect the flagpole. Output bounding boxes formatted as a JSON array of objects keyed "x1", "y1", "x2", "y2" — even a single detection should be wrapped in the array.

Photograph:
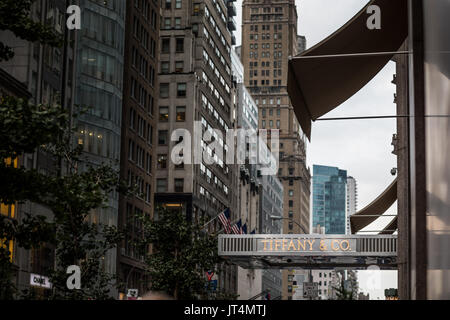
[{"x1": 202, "y1": 209, "x2": 225, "y2": 230}]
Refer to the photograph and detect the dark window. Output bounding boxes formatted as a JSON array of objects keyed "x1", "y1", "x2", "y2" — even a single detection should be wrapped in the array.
[
  {"x1": 157, "y1": 154, "x2": 167, "y2": 169},
  {"x1": 160, "y1": 83, "x2": 169, "y2": 98},
  {"x1": 158, "y1": 130, "x2": 168, "y2": 145},
  {"x1": 174, "y1": 179, "x2": 184, "y2": 192},
  {"x1": 175, "y1": 38, "x2": 184, "y2": 52},
  {"x1": 161, "y1": 38, "x2": 170, "y2": 53},
  {"x1": 177, "y1": 83, "x2": 186, "y2": 97}
]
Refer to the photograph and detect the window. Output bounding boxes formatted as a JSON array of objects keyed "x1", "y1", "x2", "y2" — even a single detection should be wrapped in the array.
[
  {"x1": 174, "y1": 17, "x2": 181, "y2": 29},
  {"x1": 163, "y1": 17, "x2": 171, "y2": 29},
  {"x1": 174, "y1": 179, "x2": 184, "y2": 192},
  {"x1": 164, "y1": 0, "x2": 171, "y2": 9},
  {"x1": 176, "y1": 38, "x2": 184, "y2": 52},
  {"x1": 175, "y1": 61, "x2": 184, "y2": 73},
  {"x1": 289, "y1": 200, "x2": 293, "y2": 207},
  {"x1": 176, "y1": 106, "x2": 186, "y2": 122},
  {"x1": 177, "y1": 83, "x2": 186, "y2": 97},
  {"x1": 289, "y1": 168, "x2": 294, "y2": 175},
  {"x1": 289, "y1": 222, "x2": 293, "y2": 230},
  {"x1": 161, "y1": 38, "x2": 170, "y2": 53},
  {"x1": 175, "y1": 0, "x2": 182, "y2": 9},
  {"x1": 288, "y1": 211, "x2": 293, "y2": 218},
  {"x1": 161, "y1": 61, "x2": 169, "y2": 74},
  {"x1": 289, "y1": 179, "x2": 294, "y2": 186},
  {"x1": 289, "y1": 190, "x2": 294, "y2": 197},
  {"x1": 157, "y1": 154, "x2": 167, "y2": 169},
  {"x1": 158, "y1": 130, "x2": 168, "y2": 145},
  {"x1": 160, "y1": 83, "x2": 169, "y2": 98},
  {"x1": 159, "y1": 106, "x2": 169, "y2": 122},
  {"x1": 156, "y1": 179, "x2": 167, "y2": 192}
]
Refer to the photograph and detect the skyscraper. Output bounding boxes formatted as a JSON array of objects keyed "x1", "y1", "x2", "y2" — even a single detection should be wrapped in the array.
[
  {"x1": 73, "y1": 0, "x2": 126, "y2": 284},
  {"x1": 117, "y1": 0, "x2": 160, "y2": 296},
  {"x1": 241, "y1": 0, "x2": 311, "y2": 300},
  {"x1": 346, "y1": 176, "x2": 358, "y2": 234},
  {"x1": 312, "y1": 165, "x2": 347, "y2": 235},
  {"x1": 156, "y1": 0, "x2": 237, "y2": 296}
]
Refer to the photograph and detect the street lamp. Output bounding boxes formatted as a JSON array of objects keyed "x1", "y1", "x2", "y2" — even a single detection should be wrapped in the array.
[{"x1": 269, "y1": 215, "x2": 307, "y2": 234}]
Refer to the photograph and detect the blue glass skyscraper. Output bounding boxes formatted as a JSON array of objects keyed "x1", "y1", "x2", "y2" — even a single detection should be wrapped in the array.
[{"x1": 312, "y1": 165, "x2": 347, "y2": 234}]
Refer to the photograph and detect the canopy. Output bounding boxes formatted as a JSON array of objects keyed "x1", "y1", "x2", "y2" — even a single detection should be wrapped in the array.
[
  {"x1": 288, "y1": 0, "x2": 408, "y2": 140},
  {"x1": 351, "y1": 178, "x2": 397, "y2": 233}
]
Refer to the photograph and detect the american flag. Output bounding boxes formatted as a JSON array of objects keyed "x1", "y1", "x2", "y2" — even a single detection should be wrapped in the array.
[
  {"x1": 218, "y1": 208, "x2": 231, "y2": 234},
  {"x1": 231, "y1": 219, "x2": 242, "y2": 234}
]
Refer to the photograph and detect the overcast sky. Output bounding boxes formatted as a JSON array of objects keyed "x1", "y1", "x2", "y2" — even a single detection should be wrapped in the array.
[{"x1": 235, "y1": 0, "x2": 397, "y2": 299}]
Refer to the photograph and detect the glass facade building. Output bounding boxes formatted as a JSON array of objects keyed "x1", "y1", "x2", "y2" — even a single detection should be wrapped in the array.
[
  {"x1": 312, "y1": 165, "x2": 347, "y2": 234},
  {"x1": 74, "y1": 0, "x2": 126, "y2": 276}
]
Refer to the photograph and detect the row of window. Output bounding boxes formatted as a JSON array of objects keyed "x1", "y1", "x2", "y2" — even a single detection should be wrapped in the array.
[
  {"x1": 203, "y1": 26, "x2": 232, "y2": 78},
  {"x1": 159, "y1": 105, "x2": 186, "y2": 122},
  {"x1": 156, "y1": 178, "x2": 184, "y2": 193},
  {"x1": 249, "y1": 69, "x2": 282, "y2": 78},
  {"x1": 249, "y1": 51, "x2": 283, "y2": 59},
  {"x1": 250, "y1": 60, "x2": 283, "y2": 68},
  {"x1": 133, "y1": 15, "x2": 157, "y2": 57},
  {"x1": 131, "y1": 79, "x2": 155, "y2": 118},
  {"x1": 204, "y1": 5, "x2": 231, "y2": 55},
  {"x1": 134, "y1": 0, "x2": 158, "y2": 30},
  {"x1": 249, "y1": 79, "x2": 282, "y2": 87},
  {"x1": 163, "y1": 0, "x2": 182, "y2": 10},
  {"x1": 131, "y1": 46, "x2": 156, "y2": 86},
  {"x1": 249, "y1": 33, "x2": 283, "y2": 41},
  {"x1": 200, "y1": 163, "x2": 229, "y2": 196},
  {"x1": 128, "y1": 139, "x2": 153, "y2": 174},
  {"x1": 202, "y1": 49, "x2": 231, "y2": 98}
]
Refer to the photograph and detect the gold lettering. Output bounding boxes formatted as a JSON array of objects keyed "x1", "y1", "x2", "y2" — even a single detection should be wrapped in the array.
[
  {"x1": 320, "y1": 240, "x2": 327, "y2": 251},
  {"x1": 261, "y1": 240, "x2": 270, "y2": 251},
  {"x1": 340, "y1": 240, "x2": 351, "y2": 251},
  {"x1": 306, "y1": 239, "x2": 315, "y2": 251},
  {"x1": 332, "y1": 240, "x2": 340, "y2": 251},
  {"x1": 274, "y1": 240, "x2": 281, "y2": 251},
  {"x1": 288, "y1": 240, "x2": 296, "y2": 251},
  {"x1": 297, "y1": 240, "x2": 306, "y2": 251},
  {"x1": 282, "y1": 240, "x2": 288, "y2": 251}
]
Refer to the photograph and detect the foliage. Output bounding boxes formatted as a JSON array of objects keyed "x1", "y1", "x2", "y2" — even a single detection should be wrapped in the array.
[
  {"x1": 0, "y1": 0, "x2": 62, "y2": 62},
  {"x1": 136, "y1": 207, "x2": 220, "y2": 300},
  {"x1": 332, "y1": 271, "x2": 358, "y2": 300}
]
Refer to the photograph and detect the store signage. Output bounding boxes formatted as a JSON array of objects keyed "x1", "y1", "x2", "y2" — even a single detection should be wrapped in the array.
[
  {"x1": 30, "y1": 273, "x2": 52, "y2": 289},
  {"x1": 257, "y1": 238, "x2": 356, "y2": 253}
]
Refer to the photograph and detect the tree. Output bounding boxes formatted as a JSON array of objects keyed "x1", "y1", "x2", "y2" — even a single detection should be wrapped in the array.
[
  {"x1": 137, "y1": 207, "x2": 220, "y2": 300},
  {"x1": 0, "y1": 1, "x2": 129, "y2": 299},
  {"x1": 0, "y1": 0, "x2": 62, "y2": 61}
]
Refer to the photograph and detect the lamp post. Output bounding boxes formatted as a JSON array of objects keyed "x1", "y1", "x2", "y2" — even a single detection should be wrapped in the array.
[{"x1": 269, "y1": 215, "x2": 307, "y2": 234}]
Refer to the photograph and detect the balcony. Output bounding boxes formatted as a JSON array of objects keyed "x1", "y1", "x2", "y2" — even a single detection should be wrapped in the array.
[
  {"x1": 227, "y1": 17, "x2": 236, "y2": 31},
  {"x1": 227, "y1": 1, "x2": 237, "y2": 17}
]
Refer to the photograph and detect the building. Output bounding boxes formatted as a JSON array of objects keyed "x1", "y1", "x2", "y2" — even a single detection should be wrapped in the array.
[
  {"x1": 312, "y1": 165, "x2": 347, "y2": 235},
  {"x1": 117, "y1": 0, "x2": 160, "y2": 296},
  {"x1": 72, "y1": 0, "x2": 126, "y2": 294},
  {"x1": 287, "y1": 0, "x2": 450, "y2": 300},
  {"x1": 0, "y1": 0, "x2": 77, "y2": 297},
  {"x1": 156, "y1": 0, "x2": 237, "y2": 297},
  {"x1": 346, "y1": 176, "x2": 357, "y2": 234},
  {"x1": 297, "y1": 35, "x2": 306, "y2": 53},
  {"x1": 241, "y1": 0, "x2": 311, "y2": 301},
  {"x1": 232, "y1": 47, "x2": 263, "y2": 300},
  {"x1": 258, "y1": 173, "x2": 283, "y2": 299}
]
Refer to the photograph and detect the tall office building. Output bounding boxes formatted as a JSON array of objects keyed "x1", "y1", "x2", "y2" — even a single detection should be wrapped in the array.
[
  {"x1": 312, "y1": 165, "x2": 347, "y2": 235},
  {"x1": 241, "y1": 0, "x2": 311, "y2": 300},
  {"x1": 156, "y1": 0, "x2": 237, "y2": 296},
  {"x1": 346, "y1": 176, "x2": 358, "y2": 234},
  {"x1": 117, "y1": 0, "x2": 160, "y2": 296},
  {"x1": 0, "y1": 0, "x2": 77, "y2": 296},
  {"x1": 73, "y1": 0, "x2": 126, "y2": 289}
]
